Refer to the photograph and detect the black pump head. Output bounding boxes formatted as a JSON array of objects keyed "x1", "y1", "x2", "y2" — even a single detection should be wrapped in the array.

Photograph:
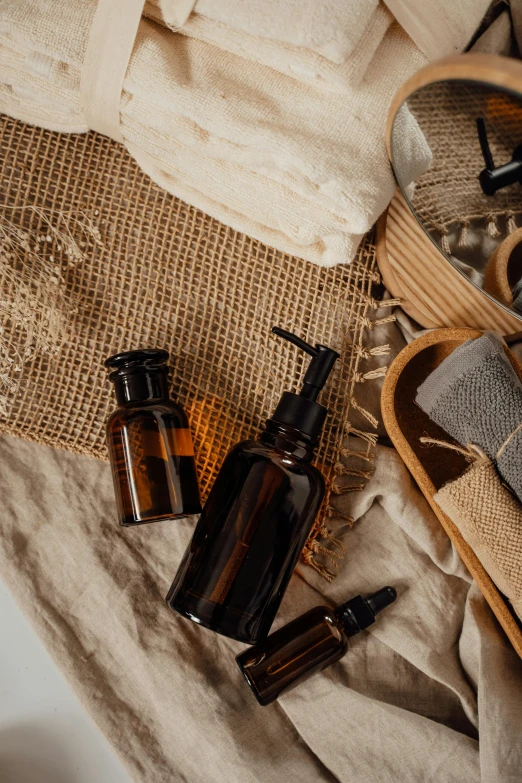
[
  {"x1": 269, "y1": 327, "x2": 340, "y2": 442},
  {"x1": 476, "y1": 117, "x2": 522, "y2": 196},
  {"x1": 272, "y1": 327, "x2": 339, "y2": 401}
]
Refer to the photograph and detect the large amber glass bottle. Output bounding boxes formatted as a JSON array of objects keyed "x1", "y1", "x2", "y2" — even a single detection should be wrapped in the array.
[
  {"x1": 105, "y1": 349, "x2": 201, "y2": 526},
  {"x1": 166, "y1": 328, "x2": 340, "y2": 644}
]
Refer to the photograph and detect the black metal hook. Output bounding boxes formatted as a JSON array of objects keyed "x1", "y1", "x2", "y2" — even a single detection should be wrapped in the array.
[{"x1": 477, "y1": 117, "x2": 522, "y2": 196}]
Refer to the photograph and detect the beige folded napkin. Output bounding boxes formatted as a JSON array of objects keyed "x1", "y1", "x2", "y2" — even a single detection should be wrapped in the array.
[
  {"x1": 147, "y1": 0, "x2": 493, "y2": 89},
  {"x1": 434, "y1": 453, "x2": 522, "y2": 622}
]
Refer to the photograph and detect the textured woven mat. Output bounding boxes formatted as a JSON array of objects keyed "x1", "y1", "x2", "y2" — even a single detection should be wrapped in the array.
[
  {"x1": 406, "y1": 81, "x2": 522, "y2": 247},
  {"x1": 0, "y1": 114, "x2": 389, "y2": 576}
]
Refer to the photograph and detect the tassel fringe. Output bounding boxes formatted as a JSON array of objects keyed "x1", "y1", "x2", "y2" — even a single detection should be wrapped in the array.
[{"x1": 304, "y1": 284, "x2": 398, "y2": 579}]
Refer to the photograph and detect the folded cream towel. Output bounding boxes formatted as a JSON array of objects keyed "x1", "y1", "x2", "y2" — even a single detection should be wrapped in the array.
[
  {"x1": 147, "y1": 1, "x2": 492, "y2": 89},
  {"x1": 0, "y1": 0, "x2": 429, "y2": 266},
  {"x1": 146, "y1": 1, "x2": 393, "y2": 92},
  {"x1": 384, "y1": 0, "x2": 492, "y2": 60}
]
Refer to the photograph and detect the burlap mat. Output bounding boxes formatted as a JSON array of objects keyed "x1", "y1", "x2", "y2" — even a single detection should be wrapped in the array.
[
  {"x1": 406, "y1": 81, "x2": 522, "y2": 249},
  {"x1": 0, "y1": 114, "x2": 391, "y2": 576}
]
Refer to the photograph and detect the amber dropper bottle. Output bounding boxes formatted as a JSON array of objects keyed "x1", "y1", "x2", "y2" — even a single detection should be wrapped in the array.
[
  {"x1": 105, "y1": 349, "x2": 201, "y2": 526},
  {"x1": 236, "y1": 586, "x2": 397, "y2": 705}
]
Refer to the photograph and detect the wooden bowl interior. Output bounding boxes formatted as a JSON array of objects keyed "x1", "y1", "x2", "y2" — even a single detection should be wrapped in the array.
[
  {"x1": 507, "y1": 241, "x2": 522, "y2": 291},
  {"x1": 394, "y1": 340, "x2": 470, "y2": 490}
]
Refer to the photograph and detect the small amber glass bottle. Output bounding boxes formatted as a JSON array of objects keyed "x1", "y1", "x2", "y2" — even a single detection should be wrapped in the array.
[
  {"x1": 236, "y1": 587, "x2": 396, "y2": 705},
  {"x1": 105, "y1": 349, "x2": 201, "y2": 526}
]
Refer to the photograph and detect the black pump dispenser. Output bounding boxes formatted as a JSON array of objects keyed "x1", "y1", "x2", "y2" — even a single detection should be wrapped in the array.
[
  {"x1": 166, "y1": 326, "x2": 339, "y2": 644},
  {"x1": 270, "y1": 327, "x2": 340, "y2": 441}
]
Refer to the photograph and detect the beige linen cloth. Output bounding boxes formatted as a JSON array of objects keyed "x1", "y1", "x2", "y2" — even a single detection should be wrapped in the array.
[
  {"x1": 0, "y1": 0, "x2": 432, "y2": 266},
  {"x1": 1, "y1": 428, "x2": 522, "y2": 782}
]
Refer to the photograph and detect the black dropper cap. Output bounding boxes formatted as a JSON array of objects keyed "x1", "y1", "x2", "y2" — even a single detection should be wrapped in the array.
[
  {"x1": 334, "y1": 586, "x2": 397, "y2": 637},
  {"x1": 270, "y1": 327, "x2": 340, "y2": 442},
  {"x1": 104, "y1": 349, "x2": 170, "y2": 405}
]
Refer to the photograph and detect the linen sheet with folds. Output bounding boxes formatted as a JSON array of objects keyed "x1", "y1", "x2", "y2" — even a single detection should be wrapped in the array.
[
  {"x1": 0, "y1": 0, "x2": 488, "y2": 266},
  {"x1": 1, "y1": 310, "x2": 522, "y2": 783}
]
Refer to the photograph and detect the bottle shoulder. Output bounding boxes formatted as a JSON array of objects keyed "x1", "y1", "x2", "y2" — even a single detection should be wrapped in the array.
[
  {"x1": 106, "y1": 401, "x2": 188, "y2": 429},
  {"x1": 226, "y1": 439, "x2": 325, "y2": 483},
  {"x1": 228, "y1": 438, "x2": 303, "y2": 464}
]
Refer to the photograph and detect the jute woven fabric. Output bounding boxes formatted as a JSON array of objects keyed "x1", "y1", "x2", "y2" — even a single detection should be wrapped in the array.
[
  {"x1": 0, "y1": 115, "x2": 389, "y2": 576},
  {"x1": 434, "y1": 455, "x2": 522, "y2": 622}
]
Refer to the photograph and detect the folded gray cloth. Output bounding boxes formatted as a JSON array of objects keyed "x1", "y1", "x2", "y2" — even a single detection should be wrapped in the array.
[{"x1": 416, "y1": 332, "x2": 522, "y2": 501}]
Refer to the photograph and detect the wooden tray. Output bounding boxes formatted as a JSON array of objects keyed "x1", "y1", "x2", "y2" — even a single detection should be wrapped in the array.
[{"x1": 381, "y1": 328, "x2": 522, "y2": 657}]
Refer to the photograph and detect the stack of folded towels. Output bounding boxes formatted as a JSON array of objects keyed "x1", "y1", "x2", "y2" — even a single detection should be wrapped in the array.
[
  {"x1": 417, "y1": 333, "x2": 522, "y2": 622},
  {"x1": 0, "y1": 0, "x2": 490, "y2": 265}
]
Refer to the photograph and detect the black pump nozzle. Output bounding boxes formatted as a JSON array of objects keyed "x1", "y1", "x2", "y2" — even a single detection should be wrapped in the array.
[
  {"x1": 270, "y1": 327, "x2": 340, "y2": 442},
  {"x1": 272, "y1": 327, "x2": 340, "y2": 402},
  {"x1": 335, "y1": 586, "x2": 397, "y2": 637},
  {"x1": 476, "y1": 117, "x2": 522, "y2": 196}
]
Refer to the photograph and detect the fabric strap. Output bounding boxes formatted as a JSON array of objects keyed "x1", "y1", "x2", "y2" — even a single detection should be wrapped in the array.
[
  {"x1": 80, "y1": 0, "x2": 146, "y2": 143},
  {"x1": 169, "y1": 0, "x2": 197, "y2": 27}
]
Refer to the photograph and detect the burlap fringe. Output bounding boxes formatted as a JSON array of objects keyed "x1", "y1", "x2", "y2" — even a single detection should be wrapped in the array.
[
  {"x1": 439, "y1": 211, "x2": 520, "y2": 253},
  {"x1": 0, "y1": 204, "x2": 102, "y2": 414},
  {"x1": 303, "y1": 289, "x2": 397, "y2": 580}
]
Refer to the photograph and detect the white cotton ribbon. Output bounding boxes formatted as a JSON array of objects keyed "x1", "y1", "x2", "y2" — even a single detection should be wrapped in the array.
[
  {"x1": 167, "y1": 0, "x2": 197, "y2": 27},
  {"x1": 80, "y1": 0, "x2": 146, "y2": 143}
]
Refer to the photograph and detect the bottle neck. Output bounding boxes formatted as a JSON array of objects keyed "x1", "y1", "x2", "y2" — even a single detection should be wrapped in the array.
[
  {"x1": 112, "y1": 368, "x2": 170, "y2": 405},
  {"x1": 334, "y1": 596, "x2": 376, "y2": 638},
  {"x1": 260, "y1": 420, "x2": 315, "y2": 461}
]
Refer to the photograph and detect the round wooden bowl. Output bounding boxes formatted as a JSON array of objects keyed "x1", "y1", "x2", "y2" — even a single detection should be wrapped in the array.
[
  {"x1": 381, "y1": 328, "x2": 522, "y2": 658},
  {"x1": 483, "y1": 227, "x2": 522, "y2": 308},
  {"x1": 378, "y1": 53, "x2": 522, "y2": 332}
]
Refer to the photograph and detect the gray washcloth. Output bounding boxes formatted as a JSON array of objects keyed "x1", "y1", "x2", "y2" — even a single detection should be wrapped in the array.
[{"x1": 416, "y1": 332, "x2": 522, "y2": 502}]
